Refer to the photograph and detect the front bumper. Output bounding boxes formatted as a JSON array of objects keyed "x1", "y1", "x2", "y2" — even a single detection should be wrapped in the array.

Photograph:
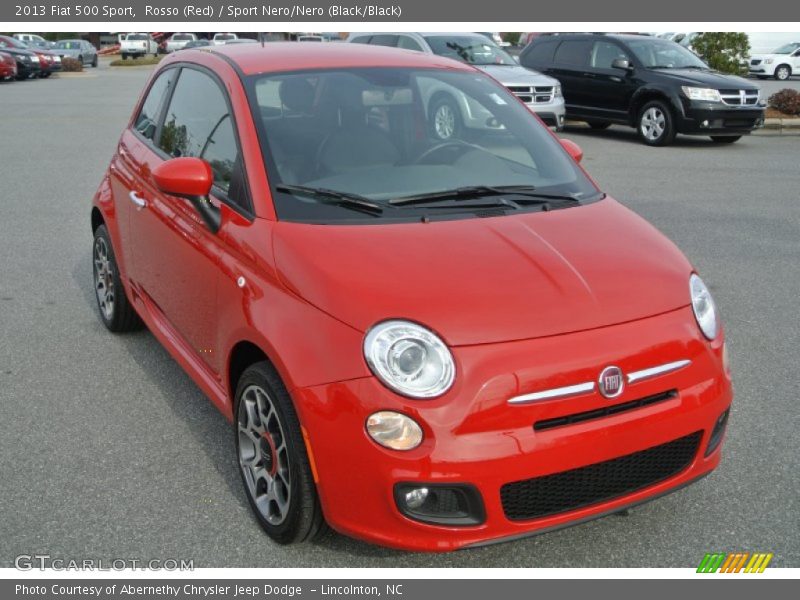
[
  {"x1": 528, "y1": 97, "x2": 566, "y2": 129},
  {"x1": 678, "y1": 99, "x2": 765, "y2": 135},
  {"x1": 294, "y1": 306, "x2": 732, "y2": 551}
]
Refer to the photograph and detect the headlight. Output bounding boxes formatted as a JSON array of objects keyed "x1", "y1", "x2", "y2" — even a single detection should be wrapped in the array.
[
  {"x1": 366, "y1": 411, "x2": 423, "y2": 450},
  {"x1": 364, "y1": 320, "x2": 455, "y2": 398},
  {"x1": 681, "y1": 86, "x2": 722, "y2": 102},
  {"x1": 690, "y1": 274, "x2": 718, "y2": 340},
  {"x1": 764, "y1": 58, "x2": 774, "y2": 64},
  {"x1": 553, "y1": 84, "x2": 562, "y2": 98}
]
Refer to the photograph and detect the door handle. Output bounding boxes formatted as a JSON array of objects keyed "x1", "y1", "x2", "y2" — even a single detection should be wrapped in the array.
[{"x1": 129, "y1": 191, "x2": 147, "y2": 209}]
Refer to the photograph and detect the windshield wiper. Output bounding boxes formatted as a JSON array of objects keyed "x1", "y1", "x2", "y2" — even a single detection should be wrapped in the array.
[
  {"x1": 275, "y1": 184, "x2": 384, "y2": 216},
  {"x1": 389, "y1": 185, "x2": 581, "y2": 207}
]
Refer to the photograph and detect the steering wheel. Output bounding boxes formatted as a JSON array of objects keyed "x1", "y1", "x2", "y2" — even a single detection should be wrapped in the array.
[{"x1": 413, "y1": 140, "x2": 486, "y2": 165}]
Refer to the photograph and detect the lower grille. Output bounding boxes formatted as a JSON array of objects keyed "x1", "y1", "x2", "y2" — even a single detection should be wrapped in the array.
[
  {"x1": 500, "y1": 431, "x2": 702, "y2": 521},
  {"x1": 506, "y1": 85, "x2": 554, "y2": 104}
]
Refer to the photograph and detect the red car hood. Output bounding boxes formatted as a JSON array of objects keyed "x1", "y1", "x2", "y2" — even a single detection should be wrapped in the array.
[{"x1": 273, "y1": 197, "x2": 693, "y2": 346}]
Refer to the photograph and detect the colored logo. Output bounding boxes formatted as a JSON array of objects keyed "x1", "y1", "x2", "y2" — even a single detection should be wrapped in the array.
[
  {"x1": 598, "y1": 366, "x2": 624, "y2": 399},
  {"x1": 697, "y1": 552, "x2": 773, "y2": 573}
]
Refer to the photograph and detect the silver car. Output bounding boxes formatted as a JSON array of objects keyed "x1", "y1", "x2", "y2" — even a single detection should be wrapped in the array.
[
  {"x1": 347, "y1": 32, "x2": 566, "y2": 133},
  {"x1": 52, "y1": 39, "x2": 98, "y2": 67}
]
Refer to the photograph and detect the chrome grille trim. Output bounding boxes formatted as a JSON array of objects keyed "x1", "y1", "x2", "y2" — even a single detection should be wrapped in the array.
[
  {"x1": 508, "y1": 382, "x2": 595, "y2": 404},
  {"x1": 626, "y1": 360, "x2": 692, "y2": 383},
  {"x1": 505, "y1": 85, "x2": 554, "y2": 104},
  {"x1": 507, "y1": 359, "x2": 692, "y2": 405},
  {"x1": 719, "y1": 89, "x2": 760, "y2": 106}
]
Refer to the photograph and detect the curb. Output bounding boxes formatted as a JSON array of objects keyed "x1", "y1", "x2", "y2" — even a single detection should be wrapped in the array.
[{"x1": 755, "y1": 117, "x2": 800, "y2": 136}]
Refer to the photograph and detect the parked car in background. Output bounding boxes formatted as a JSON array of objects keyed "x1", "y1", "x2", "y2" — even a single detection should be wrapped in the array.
[
  {"x1": 0, "y1": 51, "x2": 17, "y2": 80},
  {"x1": 26, "y1": 45, "x2": 62, "y2": 77},
  {"x1": 166, "y1": 33, "x2": 198, "y2": 53},
  {"x1": 0, "y1": 35, "x2": 41, "y2": 79},
  {"x1": 120, "y1": 33, "x2": 159, "y2": 59},
  {"x1": 477, "y1": 32, "x2": 510, "y2": 47},
  {"x1": 749, "y1": 42, "x2": 800, "y2": 80},
  {"x1": 91, "y1": 41, "x2": 732, "y2": 552},
  {"x1": 13, "y1": 33, "x2": 49, "y2": 46},
  {"x1": 521, "y1": 33, "x2": 765, "y2": 145},
  {"x1": 347, "y1": 32, "x2": 566, "y2": 130},
  {"x1": 52, "y1": 39, "x2": 98, "y2": 67},
  {"x1": 181, "y1": 39, "x2": 212, "y2": 50},
  {"x1": 224, "y1": 38, "x2": 259, "y2": 45},
  {"x1": 212, "y1": 33, "x2": 238, "y2": 45}
]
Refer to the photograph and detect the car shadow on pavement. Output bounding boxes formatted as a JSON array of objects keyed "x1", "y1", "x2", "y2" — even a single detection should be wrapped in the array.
[{"x1": 71, "y1": 251, "x2": 401, "y2": 558}]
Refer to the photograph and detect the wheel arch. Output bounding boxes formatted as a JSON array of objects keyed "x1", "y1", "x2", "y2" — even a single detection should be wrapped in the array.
[
  {"x1": 629, "y1": 87, "x2": 681, "y2": 127},
  {"x1": 91, "y1": 206, "x2": 105, "y2": 233}
]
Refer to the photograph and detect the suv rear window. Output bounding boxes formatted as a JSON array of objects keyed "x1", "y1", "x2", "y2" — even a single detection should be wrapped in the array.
[{"x1": 553, "y1": 40, "x2": 591, "y2": 66}]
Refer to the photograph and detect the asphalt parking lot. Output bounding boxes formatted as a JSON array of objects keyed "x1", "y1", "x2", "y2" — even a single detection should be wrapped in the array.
[{"x1": 0, "y1": 60, "x2": 798, "y2": 568}]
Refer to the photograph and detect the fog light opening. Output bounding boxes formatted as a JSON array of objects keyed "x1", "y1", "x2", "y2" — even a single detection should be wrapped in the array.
[
  {"x1": 394, "y1": 483, "x2": 486, "y2": 526},
  {"x1": 705, "y1": 408, "x2": 730, "y2": 457},
  {"x1": 701, "y1": 120, "x2": 710, "y2": 128}
]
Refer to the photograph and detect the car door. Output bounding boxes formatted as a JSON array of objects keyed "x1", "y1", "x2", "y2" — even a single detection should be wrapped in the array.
[
  {"x1": 583, "y1": 40, "x2": 639, "y2": 119},
  {"x1": 127, "y1": 66, "x2": 246, "y2": 374},
  {"x1": 793, "y1": 47, "x2": 800, "y2": 71},
  {"x1": 549, "y1": 40, "x2": 592, "y2": 116}
]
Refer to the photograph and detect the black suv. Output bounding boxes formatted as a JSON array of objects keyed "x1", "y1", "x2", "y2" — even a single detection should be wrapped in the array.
[{"x1": 520, "y1": 34, "x2": 765, "y2": 146}]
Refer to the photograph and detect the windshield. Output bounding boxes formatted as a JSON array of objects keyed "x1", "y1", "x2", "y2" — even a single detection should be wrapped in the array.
[
  {"x1": 245, "y1": 68, "x2": 598, "y2": 223},
  {"x1": 55, "y1": 41, "x2": 80, "y2": 49},
  {"x1": 216, "y1": 34, "x2": 236, "y2": 40},
  {"x1": 772, "y1": 43, "x2": 800, "y2": 54},
  {"x1": 173, "y1": 34, "x2": 193, "y2": 41},
  {"x1": 626, "y1": 39, "x2": 709, "y2": 69},
  {"x1": 0, "y1": 36, "x2": 27, "y2": 49},
  {"x1": 127, "y1": 34, "x2": 148, "y2": 41},
  {"x1": 424, "y1": 36, "x2": 517, "y2": 66}
]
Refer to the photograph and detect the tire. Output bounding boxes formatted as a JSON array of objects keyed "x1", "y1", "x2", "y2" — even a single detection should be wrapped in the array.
[
  {"x1": 587, "y1": 120, "x2": 611, "y2": 130},
  {"x1": 77, "y1": 55, "x2": 83, "y2": 65},
  {"x1": 710, "y1": 136, "x2": 742, "y2": 144},
  {"x1": 429, "y1": 94, "x2": 462, "y2": 141},
  {"x1": 637, "y1": 100, "x2": 676, "y2": 146},
  {"x1": 234, "y1": 362, "x2": 326, "y2": 544},
  {"x1": 91, "y1": 55, "x2": 98, "y2": 68},
  {"x1": 92, "y1": 225, "x2": 142, "y2": 332},
  {"x1": 121, "y1": 53, "x2": 128, "y2": 61},
  {"x1": 774, "y1": 65, "x2": 791, "y2": 81}
]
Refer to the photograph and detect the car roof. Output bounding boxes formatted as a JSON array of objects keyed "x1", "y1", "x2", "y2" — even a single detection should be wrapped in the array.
[{"x1": 196, "y1": 42, "x2": 475, "y2": 76}]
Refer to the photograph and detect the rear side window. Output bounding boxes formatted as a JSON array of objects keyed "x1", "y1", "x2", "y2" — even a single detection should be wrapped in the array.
[
  {"x1": 350, "y1": 36, "x2": 371, "y2": 44},
  {"x1": 553, "y1": 40, "x2": 591, "y2": 66},
  {"x1": 157, "y1": 68, "x2": 239, "y2": 195},
  {"x1": 369, "y1": 35, "x2": 399, "y2": 47},
  {"x1": 134, "y1": 69, "x2": 176, "y2": 140},
  {"x1": 397, "y1": 35, "x2": 424, "y2": 52},
  {"x1": 523, "y1": 40, "x2": 558, "y2": 66}
]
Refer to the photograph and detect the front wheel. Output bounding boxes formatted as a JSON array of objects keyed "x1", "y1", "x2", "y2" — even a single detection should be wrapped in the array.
[
  {"x1": 91, "y1": 55, "x2": 98, "y2": 67},
  {"x1": 92, "y1": 225, "x2": 142, "y2": 332},
  {"x1": 637, "y1": 100, "x2": 676, "y2": 146},
  {"x1": 775, "y1": 65, "x2": 792, "y2": 80},
  {"x1": 429, "y1": 95, "x2": 462, "y2": 141},
  {"x1": 235, "y1": 362, "x2": 326, "y2": 544},
  {"x1": 710, "y1": 136, "x2": 742, "y2": 144}
]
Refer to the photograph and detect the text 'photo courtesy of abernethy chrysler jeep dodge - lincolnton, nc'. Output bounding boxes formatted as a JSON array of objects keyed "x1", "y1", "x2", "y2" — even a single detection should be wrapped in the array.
[{"x1": 91, "y1": 42, "x2": 732, "y2": 551}]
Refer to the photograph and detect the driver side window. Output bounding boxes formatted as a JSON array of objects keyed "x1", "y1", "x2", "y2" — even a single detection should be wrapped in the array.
[{"x1": 591, "y1": 41, "x2": 630, "y2": 69}]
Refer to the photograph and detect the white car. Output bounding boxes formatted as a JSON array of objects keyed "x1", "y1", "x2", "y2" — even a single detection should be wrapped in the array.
[
  {"x1": 347, "y1": 32, "x2": 566, "y2": 131},
  {"x1": 165, "y1": 33, "x2": 198, "y2": 53},
  {"x1": 13, "y1": 33, "x2": 48, "y2": 45},
  {"x1": 212, "y1": 33, "x2": 238, "y2": 46},
  {"x1": 120, "y1": 33, "x2": 159, "y2": 59},
  {"x1": 749, "y1": 42, "x2": 800, "y2": 80}
]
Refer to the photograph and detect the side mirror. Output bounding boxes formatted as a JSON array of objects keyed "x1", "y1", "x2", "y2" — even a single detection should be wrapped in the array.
[
  {"x1": 152, "y1": 157, "x2": 220, "y2": 233},
  {"x1": 560, "y1": 138, "x2": 583, "y2": 163},
  {"x1": 611, "y1": 57, "x2": 632, "y2": 70}
]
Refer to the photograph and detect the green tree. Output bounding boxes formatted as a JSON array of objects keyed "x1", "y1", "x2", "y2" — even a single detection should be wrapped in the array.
[{"x1": 691, "y1": 32, "x2": 750, "y2": 75}]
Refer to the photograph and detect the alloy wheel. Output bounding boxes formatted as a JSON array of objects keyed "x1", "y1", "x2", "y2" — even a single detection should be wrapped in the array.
[
  {"x1": 93, "y1": 237, "x2": 115, "y2": 320},
  {"x1": 237, "y1": 385, "x2": 292, "y2": 526},
  {"x1": 640, "y1": 107, "x2": 666, "y2": 142},
  {"x1": 434, "y1": 103, "x2": 456, "y2": 140},
  {"x1": 776, "y1": 66, "x2": 790, "y2": 80}
]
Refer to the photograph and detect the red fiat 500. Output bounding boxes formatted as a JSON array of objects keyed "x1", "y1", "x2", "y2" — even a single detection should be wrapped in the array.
[{"x1": 91, "y1": 43, "x2": 732, "y2": 551}]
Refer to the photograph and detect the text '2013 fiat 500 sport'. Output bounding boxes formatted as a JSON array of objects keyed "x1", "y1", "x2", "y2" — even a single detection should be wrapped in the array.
[{"x1": 91, "y1": 43, "x2": 732, "y2": 552}]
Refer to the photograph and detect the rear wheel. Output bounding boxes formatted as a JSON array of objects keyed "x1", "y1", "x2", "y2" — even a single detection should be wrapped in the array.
[
  {"x1": 92, "y1": 225, "x2": 142, "y2": 332},
  {"x1": 637, "y1": 100, "x2": 676, "y2": 146},
  {"x1": 775, "y1": 65, "x2": 792, "y2": 81},
  {"x1": 91, "y1": 55, "x2": 98, "y2": 68},
  {"x1": 121, "y1": 53, "x2": 128, "y2": 60},
  {"x1": 710, "y1": 136, "x2": 742, "y2": 144},
  {"x1": 235, "y1": 362, "x2": 326, "y2": 544}
]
